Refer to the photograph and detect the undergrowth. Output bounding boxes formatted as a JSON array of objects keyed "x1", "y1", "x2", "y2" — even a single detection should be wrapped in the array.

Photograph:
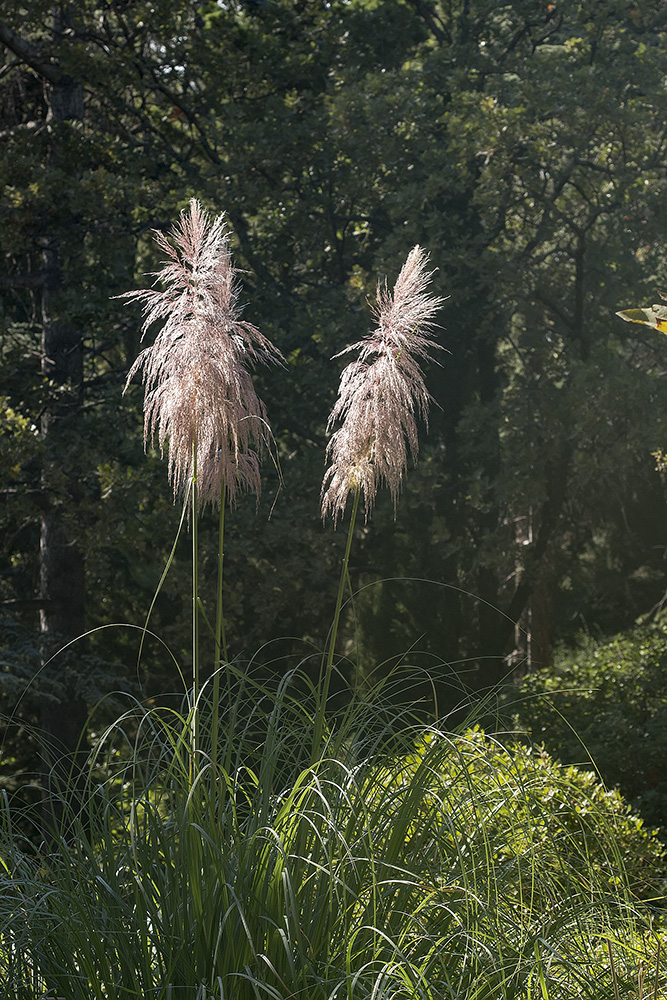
[{"x1": 1, "y1": 665, "x2": 665, "y2": 1000}]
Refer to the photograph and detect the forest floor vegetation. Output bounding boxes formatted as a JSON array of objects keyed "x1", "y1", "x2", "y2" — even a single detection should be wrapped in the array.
[{"x1": 1, "y1": 667, "x2": 666, "y2": 1000}]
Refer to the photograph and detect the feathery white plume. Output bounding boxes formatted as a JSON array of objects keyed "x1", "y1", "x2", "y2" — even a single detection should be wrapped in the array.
[
  {"x1": 322, "y1": 246, "x2": 443, "y2": 525},
  {"x1": 120, "y1": 199, "x2": 282, "y2": 512}
]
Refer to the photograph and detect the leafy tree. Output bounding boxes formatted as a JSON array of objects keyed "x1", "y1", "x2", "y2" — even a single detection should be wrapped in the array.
[
  {"x1": 0, "y1": 0, "x2": 195, "y2": 814},
  {"x1": 3, "y1": 0, "x2": 667, "y2": 788},
  {"x1": 342, "y1": 0, "x2": 667, "y2": 690}
]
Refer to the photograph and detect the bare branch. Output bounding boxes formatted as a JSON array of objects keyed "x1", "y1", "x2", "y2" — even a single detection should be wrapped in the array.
[
  {"x1": 404, "y1": 0, "x2": 451, "y2": 45},
  {"x1": 0, "y1": 598, "x2": 56, "y2": 610},
  {"x1": 0, "y1": 22, "x2": 59, "y2": 83},
  {"x1": 0, "y1": 273, "x2": 48, "y2": 290}
]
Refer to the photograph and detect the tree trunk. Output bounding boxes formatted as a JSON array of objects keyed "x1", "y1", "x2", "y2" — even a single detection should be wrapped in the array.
[
  {"x1": 39, "y1": 242, "x2": 89, "y2": 838},
  {"x1": 35, "y1": 13, "x2": 89, "y2": 840}
]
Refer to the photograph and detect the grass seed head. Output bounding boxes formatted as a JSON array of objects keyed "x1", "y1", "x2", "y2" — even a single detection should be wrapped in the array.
[
  {"x1": 120, "y1": 198, "x2": 282, "y2": 511},
  {"x1": 322, "y1": 246, "x2": 444, "y2": 525}
]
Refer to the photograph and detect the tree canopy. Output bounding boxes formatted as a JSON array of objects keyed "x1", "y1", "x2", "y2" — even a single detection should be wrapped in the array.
[{"x1": 3, "y1": 0, "x2": 667, "y2": 762}]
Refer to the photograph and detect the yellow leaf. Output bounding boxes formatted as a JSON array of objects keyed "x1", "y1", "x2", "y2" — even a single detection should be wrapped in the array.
[{"x1": 616, "y1": 306, "x2": 667, "y2": 333}]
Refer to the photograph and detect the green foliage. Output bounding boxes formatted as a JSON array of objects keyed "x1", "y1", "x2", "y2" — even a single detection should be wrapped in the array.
[
  {"x1": 420, "y1": 728, "x2": 666, "y2": 905},
  {"x1": 1, "y1": 686, "x2": 665, "y2": 999},
  {"x1": 5, "y1": 0, "x2": 667, "y2": 773},
  {"x1": 514, "y1": 622, "x2": 667, "y2": 835}
]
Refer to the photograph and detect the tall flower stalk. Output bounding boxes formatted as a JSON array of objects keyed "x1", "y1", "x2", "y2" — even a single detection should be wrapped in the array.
[
  {"x1": 120, "y1": 198, "x2": 282, "y2": 758},
  {"x1": 319, "y1": 246, "x2": 443, "y2": 735}
]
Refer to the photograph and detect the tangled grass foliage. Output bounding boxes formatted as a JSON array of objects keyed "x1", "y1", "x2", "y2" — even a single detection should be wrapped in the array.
[{"x1": 1, "y1": 669, "x2": 666, "y2": 999}]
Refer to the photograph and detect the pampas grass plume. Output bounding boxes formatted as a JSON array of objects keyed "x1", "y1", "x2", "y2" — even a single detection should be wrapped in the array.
[
  {"x1": 120, "y1": 199, "x2": 282, "y2": 512},
  {"x1": 322, "y1": 246, "x2": 443, "y2": 525}
]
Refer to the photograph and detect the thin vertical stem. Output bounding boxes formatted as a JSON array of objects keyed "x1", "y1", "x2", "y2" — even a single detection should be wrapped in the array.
[
  {"x1": 327, "y1": 488, "x2": 360, "y2": 672},
  {"x1": 191, "y1": 444, "x2": 199, "y2": 759},
  {"x1": 314, "y1": 488, "x2": 360, "y2": 757},
  {"x1": 212, "y1": 480, "x2": 227, "y2": 771},
  {"x1": 215, "y1": 480, "x2": 228, "y2": 665}
]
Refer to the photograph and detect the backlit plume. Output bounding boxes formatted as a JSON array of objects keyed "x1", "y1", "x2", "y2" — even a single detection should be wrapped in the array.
[
  {"x1": 322, "y1": 246, "x2": 443, "y2": 525},
  {"x1": 120, "y1": 199, "x2": 282, "y2": 512}
]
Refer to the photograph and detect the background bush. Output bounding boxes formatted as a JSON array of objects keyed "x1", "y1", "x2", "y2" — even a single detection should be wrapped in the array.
[{"x1": 513, "y1": 620, "x2": 667, "y2": 836}]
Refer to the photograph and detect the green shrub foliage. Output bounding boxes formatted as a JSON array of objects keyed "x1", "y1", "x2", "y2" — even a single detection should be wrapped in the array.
[{"x1": 515, "y1": 621, "x2": 667, "y2": 836}]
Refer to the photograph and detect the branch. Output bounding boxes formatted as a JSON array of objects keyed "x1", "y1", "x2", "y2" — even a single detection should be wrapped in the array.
[
  {"x1": 0, "y1": 489, "x2": 49, "y2": 501},
  {"x1": 404, "y1": 0, "x2": 452, "y2": 45},
  {"x1": 0, "y1": 120, "x2": 46, "y2": 139},
  {"x1": 0, "y1": 598, "x2": 56, "y2": 610},
  {"x1": 536, "y1": 290, "x2": 574, "y2": 331},
  {"x1": 0, "y1": 272, "x2": 48, "y2": 290},
  {"x1": 0, "y1": 22, "x2": 59, "y2": 83}
]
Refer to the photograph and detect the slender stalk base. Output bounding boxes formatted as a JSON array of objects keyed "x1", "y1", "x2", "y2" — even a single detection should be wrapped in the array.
[
  {"x1": 314, "y1": 488, "x2": 360, "y2": 756},
  {"x1": 212, "y1": 481, "x2": 227, "y2": 770},
  {"x1": 191, "y1": 447, "x2": 199, "y2": 761}
]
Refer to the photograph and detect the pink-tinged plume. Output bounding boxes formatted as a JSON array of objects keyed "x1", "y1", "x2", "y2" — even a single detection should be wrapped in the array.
[
  {"x1": 322, "y1": 246, "x2": 444, "y2": 525},
  {"x1": 120, "y1": 199, "x2": 282, "y2": 512}
]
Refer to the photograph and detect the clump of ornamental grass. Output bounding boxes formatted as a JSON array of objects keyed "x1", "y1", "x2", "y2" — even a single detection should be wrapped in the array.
[
  {"x1": 118, "y1": 199, "x2": 282, "y2": 756},
  {"x1": 1, "y1": 677, "x2": 665, "y2": 1000},
  {"x1": 2, "y1": 247, "x2": 666, "y2": 1000}
]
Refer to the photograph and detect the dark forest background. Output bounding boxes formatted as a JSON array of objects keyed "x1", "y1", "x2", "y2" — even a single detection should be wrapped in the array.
[{"x1": 3, "y1": 0, "x2": 667, "y2": 819}]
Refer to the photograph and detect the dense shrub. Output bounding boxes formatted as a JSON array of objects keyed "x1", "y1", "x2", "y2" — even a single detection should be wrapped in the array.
[
  {"x1": 513, "y1": 621, "x2": 667, "y2": 835},
  {"x1": 385, "y1": 727, "x2": 666, "y2": 905}
]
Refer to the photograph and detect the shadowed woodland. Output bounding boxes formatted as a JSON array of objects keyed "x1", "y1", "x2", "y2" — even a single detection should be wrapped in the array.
[
  {"x1": 4, "y1": 0, "x2": 667, "y2": 769},
  {"x1": 3, "y1": 2, "x2": 667, "y2": 997}
]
